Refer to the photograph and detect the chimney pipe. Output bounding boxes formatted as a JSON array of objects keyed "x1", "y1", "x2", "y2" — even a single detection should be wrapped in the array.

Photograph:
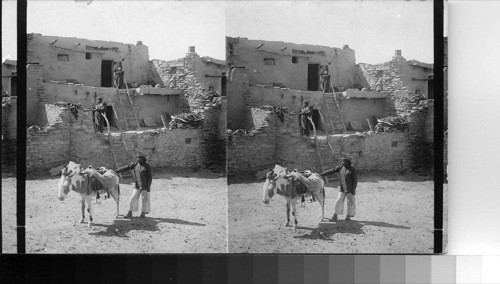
[
  {"x1": 395, "y1": 50, "x2": 402, "y2": 56},
  {"x1": 188, "y1": 46, "x2": 196, "y2": 53}
]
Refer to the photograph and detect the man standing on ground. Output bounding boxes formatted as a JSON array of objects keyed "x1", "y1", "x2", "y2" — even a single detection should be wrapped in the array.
[
  {"x1": 115, "y1": 155, "x2": 153, "y2": 218},
  {"x1": 93, "y1": 97, "x2": 107, "y2": 133},
  {"x1": 320, "y1": 157, "x2": 358, "y2": 221},
  {"x1": 299, "y1": 101, "x2": 313, "y2": 136}
]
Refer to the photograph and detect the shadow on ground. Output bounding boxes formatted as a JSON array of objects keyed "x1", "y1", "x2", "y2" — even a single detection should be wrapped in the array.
[
  {"x1": 293, "y1": 220, "x2": 411, "y2": 241},
  {"x1": 89, "y1": 216, "x2": 206, "y2": 238}
]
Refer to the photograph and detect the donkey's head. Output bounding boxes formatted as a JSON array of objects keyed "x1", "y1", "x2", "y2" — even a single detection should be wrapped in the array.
[
  {"x1": 262, "y1": 170, "x2": 278, "y2": 204},
  {"x1": 57, "y1": 161, "x2": 82, "y2": 201}
]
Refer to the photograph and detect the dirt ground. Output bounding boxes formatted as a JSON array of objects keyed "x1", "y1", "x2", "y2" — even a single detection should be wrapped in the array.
[
  {"x1": 229, "y1": 173, "x2": 444, "y2": 254},
  {"x1": 15, "y1": 170, "x2": 227, "y2": 253}
]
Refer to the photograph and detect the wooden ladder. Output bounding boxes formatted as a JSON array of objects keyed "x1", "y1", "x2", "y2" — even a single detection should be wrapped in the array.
[
  {"x1": 103, "y1": 108, "x2": 133, "y2": 180},
  {"x1": 323, "y1": 92, "x2": 347, "y2": 134},
  {"x1": 109, "y1": 133, "x2": 133, "y2": 180},
  {"x1": 308, "y1": 117, "x2": 334, "y2": 183},
  {"x1": 116, "y1": 81, "x2": 141, "y2": 130}
]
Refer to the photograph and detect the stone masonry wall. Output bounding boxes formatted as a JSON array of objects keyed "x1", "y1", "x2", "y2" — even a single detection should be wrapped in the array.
[
  {"x1": 2, "y1": 96, "x2": 17, "y2": 140},
  {"x1": 27, "y1": 103, "x2": 72, "y2": 171},
  {"x1": 227, "y1": 110, "x2": 278, "y2": 176},
  {"x1": 2, "y1": 97, "x2": 17, "y2": 173},
  {"x1": 27, "y1": 102, "x2": 204, "y2": 172},
  {"x1": 360, "y1": 55, "x2": 430, "y2": 116},
  {"x1": 228, "y1": 110, "x2": 416, "y2": 176},
  {"x1": 153, "y1": 53, "x2": 225, "y2": 113}
]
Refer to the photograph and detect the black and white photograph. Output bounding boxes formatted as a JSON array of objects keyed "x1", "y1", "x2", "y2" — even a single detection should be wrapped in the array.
[
  {"x1": 9, "y1": 0, "x2": 228, "y2": 253},
  {"x1": 226, "y1": 0, "x2": 445, "y2": 253}
]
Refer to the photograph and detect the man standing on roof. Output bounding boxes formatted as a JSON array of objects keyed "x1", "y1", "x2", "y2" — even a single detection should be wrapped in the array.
[
  {"x1": 115, "y1": 155, "x2": 153, "y2": 218},
  {"x1": 114, "y1": 61, "x2": 124, "y2": 89},
  {"x1": 320, "y1": 157, "x2": 358, "y2": 221},
  {"x1": 320, "y1": 65, "x2": 332, "y2": 93},
  {"x1": 93, "y1": 97, "x2": 107, "y2": 133}
]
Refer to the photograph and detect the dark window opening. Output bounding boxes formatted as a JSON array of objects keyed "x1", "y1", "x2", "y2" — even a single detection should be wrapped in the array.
[
  {"x1": 57, "y1": 54, "x2": 69, "y2": 62},
  {"x1": 428, "y1": 79, "x2": 434, "y2": 99},
  {"x1": 101, "y1": 60, "x2": 113, "y2": 87},
  {"x1": 104, "y1": 106, "x2": 118, "y2": 128},
  {"x1": 221, "y1": 72, "x2": 227, "y2": 97},
  {"x1": 10, "y1": 76, "x2": 17, "y2": 96},
  {"x1": 391, "y1": 141, "x2": 398, "y2": 147},
  {"x1": 304, "y1": 109, "x2": 323, "y2": 132},
  {"x1": 169, "y1": 67, "x2": 177, "y2": 74},
  {"x1": 185, "y1": 138, "x2": 192, "y2": 144},
  {"x1": 85, "y1": 53, "x2": 92, "y2": 60},
  {"x1": 263, "y1": 58, "x2": 275, "y2": 66},
  {"x1": 307, "y1": 64, "x2": 320, "y2": 91},
  {"x1": 292, "y1": 56, "x2": 298, "y2": 63}
]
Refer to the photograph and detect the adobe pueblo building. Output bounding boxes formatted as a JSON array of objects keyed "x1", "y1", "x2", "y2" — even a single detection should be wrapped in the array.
[
  {"x1": 25, "y1": 34, "x2": 226, "y2": 174},
  {"x1": 226, "y1": 37, "x2": 434, "y2": 177}
]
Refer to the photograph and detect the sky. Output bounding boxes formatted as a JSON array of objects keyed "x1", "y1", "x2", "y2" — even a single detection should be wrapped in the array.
[
  {"x1": 3, "y1": 1, "x2": 435, "y2": 64},
  {"x1": 226, "y1": 1, "x2": 434, "y2": 64},
  {"x1": 3, "y1": 0, "x2": 226, "y2": 61}
]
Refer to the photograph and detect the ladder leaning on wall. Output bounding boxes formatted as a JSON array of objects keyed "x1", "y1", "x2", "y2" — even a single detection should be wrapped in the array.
[
  {"x1": 100, "y1": 113, "x2": 133, "y2": 180},
  {"x1": 322, "y1": 91, "x2": 347, "y2": 134},
  {"x1": 311, "y1": 87, "x2": 347, "y2": 182},
  {"x1": 115, "y1": 79, "x2": 141, "y2": 131}
]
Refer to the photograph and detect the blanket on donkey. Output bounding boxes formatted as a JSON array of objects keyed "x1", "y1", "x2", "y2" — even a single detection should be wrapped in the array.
[
  {"x1": 272, "y1": 165, "x2": 324, "y2": 194},
  {"x1": 83, "y1": 168, "x2": 119, "y2": 190},
  {"x1": 272, "y1": 165, "x2": 324, "y2": 196}
]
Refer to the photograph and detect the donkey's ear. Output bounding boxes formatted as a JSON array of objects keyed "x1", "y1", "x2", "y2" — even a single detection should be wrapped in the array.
[{"x1": 61, "y1": 167, "x2": 67, "y2": 175}]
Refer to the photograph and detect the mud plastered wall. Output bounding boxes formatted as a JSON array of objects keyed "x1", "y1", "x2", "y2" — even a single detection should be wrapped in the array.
[
  {"x1": 226, "y1": 37, "x2": 360, "y2": 91},
  {"x1": 227, "y1": 68, "x2": 252, "y2": 130},
  {"x1": 27, "y1": 103, "x2": 204, "y2": 172},
  {"x1": 27, "y1": 64, "x2": 44, "y2": 126},
  {"x1": 27, "y1": 34, "x2": 151, "y2": 87},
  {"x1": 239, "y1": 86, "x2": 392, "y2": 132},
  {"x1": 32, "y1": 81, "x2": 181, "y2": 128}
]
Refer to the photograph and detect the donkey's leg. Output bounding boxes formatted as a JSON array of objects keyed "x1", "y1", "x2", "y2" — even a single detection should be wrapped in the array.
[
  {"x1": 79, "y1": 197, "x2": 85, "y2": 223},
  {"x1": 291, "y1": 198, "x2": 298, "y2": 230},
  {"x1": 109, "y1": 185, "x2": 120, "y2": 219},
  {"x1": 85, "y1": 195, "x2": 93, "y2": 227},
  {"x1": 284, "y1": 200, "x2": 291, "y2": 227},
  {"x1": 314, "y1": 190, "x2": 326, "y2": 222}
]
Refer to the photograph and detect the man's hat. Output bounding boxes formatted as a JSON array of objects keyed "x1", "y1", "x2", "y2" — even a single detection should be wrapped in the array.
[
  {"x1": 97, "y1": 97, "x2": 103, "y2": 101},
  {"x1": 137, "y1": 155, "x2": 146, "y2": 161},
  {"x1": 342, "y1": 157, "x2": 351, "y2": 163}
]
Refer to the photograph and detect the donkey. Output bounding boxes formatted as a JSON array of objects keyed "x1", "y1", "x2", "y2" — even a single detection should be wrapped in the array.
[
  {"x1": 58, "y1": 161, "x2": 120, "y2": 227},
  {"x1": 262, "y1": 165, "x2": 326, "y2": 230}
]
